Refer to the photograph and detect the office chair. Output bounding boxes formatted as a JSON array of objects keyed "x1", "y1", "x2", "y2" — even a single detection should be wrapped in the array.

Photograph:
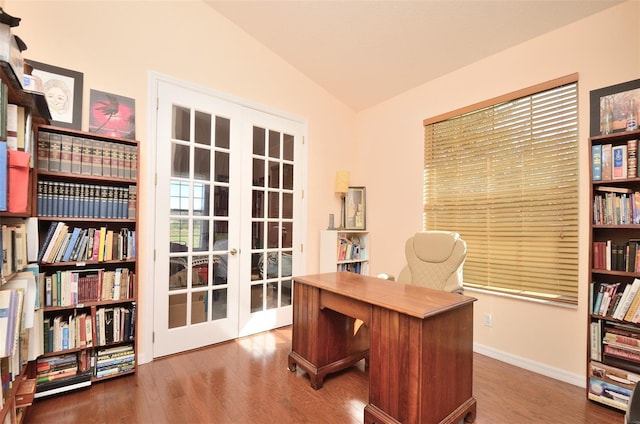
[
  {"x1": 383, "y1": 231, "x2": 467, "y2": 294},
  {"x1": 627, "y1": 381, "x2": 640, "y2": 424}
]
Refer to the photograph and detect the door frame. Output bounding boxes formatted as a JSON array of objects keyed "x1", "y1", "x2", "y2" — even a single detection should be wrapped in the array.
[{"x1": 142, "y1": 71, "x2": 309, "y2": 364}]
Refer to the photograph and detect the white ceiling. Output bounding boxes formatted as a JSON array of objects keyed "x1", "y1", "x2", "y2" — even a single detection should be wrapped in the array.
[{"x1": 206, "y1": 0, "x2": 622, "y2": 112}]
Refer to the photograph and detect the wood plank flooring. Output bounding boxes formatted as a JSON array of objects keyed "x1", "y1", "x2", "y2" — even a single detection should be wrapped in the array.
[{"x1": 25, "y1": 326, "x2": 623, "y2": 423}]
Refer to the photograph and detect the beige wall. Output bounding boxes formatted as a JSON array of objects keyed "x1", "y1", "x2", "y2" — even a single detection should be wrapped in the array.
[
  {"x1": 357, "y1": 1, "x2": 640, "y2": 384},
  {"x1": 7, "y1": 0, "x2": 640, "y2": 384}
]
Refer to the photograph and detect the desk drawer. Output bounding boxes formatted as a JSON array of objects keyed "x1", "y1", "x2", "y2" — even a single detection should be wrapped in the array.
[{"x1": 320, "y1": 290, "x2": 371, "y2": 324}]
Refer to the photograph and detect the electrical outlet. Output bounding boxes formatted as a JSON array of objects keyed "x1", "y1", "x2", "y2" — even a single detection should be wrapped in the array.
[{"x1": 483, "y1": 313, "x2": 493, "y2": 327}]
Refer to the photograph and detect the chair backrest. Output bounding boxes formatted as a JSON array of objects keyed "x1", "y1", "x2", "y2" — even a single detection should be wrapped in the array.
[
  {"x1": 627, "y1": 381, "x2": 640, "y2": 424},
  {"x1": 397, "y1": 231, "x2": 466, "y2": 293}
]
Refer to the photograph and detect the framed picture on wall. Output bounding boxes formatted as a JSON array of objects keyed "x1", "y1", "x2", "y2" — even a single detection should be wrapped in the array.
[
  {"x1": 28, "y1": 60, "x2": 83, "y2": 130},
  {"x1": 345, "y1": 186, "x2": 366, "y2": 230},
  {"x1": 590, "y1": 78, "x2": 640, "y2": 136},
  {"x1": 88, "y1": 89, "x2": 136, "y2": 139}
]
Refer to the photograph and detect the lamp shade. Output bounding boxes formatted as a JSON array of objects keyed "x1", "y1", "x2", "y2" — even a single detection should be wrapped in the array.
[{"x1": 334, "y1": 171, "x2": 350, "y2": 194}]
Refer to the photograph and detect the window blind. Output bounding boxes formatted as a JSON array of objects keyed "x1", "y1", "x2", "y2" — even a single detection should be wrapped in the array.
[{"x1": 423, "y1": 77, "x2": 579, "y2": 304}]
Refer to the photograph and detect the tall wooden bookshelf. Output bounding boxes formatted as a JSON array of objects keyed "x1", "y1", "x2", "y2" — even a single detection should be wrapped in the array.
[
  {"x1": 319, "y1": 230, "x2": 369, "y2": 275},
  {"x1": 32, "y1": 124, "x2": 138, "y2": 398},
  {"x1": 588, "y1": 128, "x2": 640, "y2": 412}
]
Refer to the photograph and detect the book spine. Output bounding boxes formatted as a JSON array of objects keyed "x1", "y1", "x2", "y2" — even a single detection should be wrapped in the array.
[
  {"x1": 612, "y1": 145, "x2": 628, "y2": 180},
  {"x1": 592, "y1": 144, "x2": 602, "y2": 181},
  {"x1": 81, "y1": 138, "x2": 92, "y2": 175},
  {"x1": 59, "y1": 135, "x2": 73, "y2": 173},
  {"x1": 92, "y1": 140, "x2": 103, "y2": 177},
  {"x1": 71, "y1": 137, "x2": 83, "y2": 175},
  {"x1": 37, "y1": 130, "x2": 49, "y2": 171},
  {"x1": 48, "y1": 133, "x2": 62, "y2": 172}
]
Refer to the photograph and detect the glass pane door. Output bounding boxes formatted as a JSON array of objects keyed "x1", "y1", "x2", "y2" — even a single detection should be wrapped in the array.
[
  {"x1": 239, "y1": 110, "x2": 303, "y2": 336},
  {"x1": 154, "y1": 81, "x2": 242, "y2": 357}
]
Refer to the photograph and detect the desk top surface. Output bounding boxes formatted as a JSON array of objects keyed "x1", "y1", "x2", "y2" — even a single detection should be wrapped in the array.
[{"x1": 293, "y1": 272, "x2": 476, "y2": 319}]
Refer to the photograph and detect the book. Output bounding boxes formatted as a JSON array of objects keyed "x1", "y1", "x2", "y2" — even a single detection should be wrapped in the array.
[
  {"x1": 629, "y1": 139, "x2": 638, "y2": 178},
  {"x1": 123, "y1": 144, "x2": 131, "y2": 179},
  {"x1": 36, "y1": 130, "x2": 49, "y2": 171},
  {"x1": 40, "y1": 222, "x2": 66, "y2": 264},
  {"x1": 592, "y1": 144, "x2": 602, "y2": 181},
  {"x1": 53, "y1": 233, "x2": 72, "y2": 263},
  {"x1": 128, "y1": 185, "x2": 137, "y2": 219},
  {"x1": 596, "y1": 186, "x2": 634, "y2": 194},
  {"x1": 130, "y1": 144, "x2": 137, "y2": 180},
  {"x1": 70, "y1": 137, "x2": 83, "y2": 174},
  {"x1": 0, "y1": 290, "x2": 15, "y2": 357},
  {"x1": 97, "y1": 227, "x2": 107, "y2": 262},
  {"x1": 59, "y1": 135, "x2": 73, "y2": 173},
  {"x1": 614, "y1": 279, "x2": 640, "y2": 320},
  {"x1": 612, "y1": 144, "x2": 628, "y2": 180},
  {"x1": 37, "y1": 221, "x2": 60, "y2": 263},
  {"x1": 48, "y1": 133, "x2": 62, "y2": 172},
  {"x1": 591, "y1": 321, "x2": 602, "y2": 361},
  {"x1": 5, "y1": 103, "x2": 17, "y2": 150},
  {"x1": 16, "y1": 106, "x2": 25, "y2": 151},
  {"x1": 81, "y1": 138, "x2": 92, "y2": 175},
  {"x1": 117, "y1": 144, "x2": 125, "y2": 178},
  {"x1": 92, "y1": 140, "x2": 103, "y2": 177},
  {"x1": 102, "y1": 141, "x2": 113, "y2": 177},
  {"x1": 61, "y1": 228, "x2": 82, "y2": 262},
  {"x1": 0, "y1": 82, "x2": 6, "y2": 141},
  {"x1": 105, "y1": 230, "x2": 114, "y2": 261}
]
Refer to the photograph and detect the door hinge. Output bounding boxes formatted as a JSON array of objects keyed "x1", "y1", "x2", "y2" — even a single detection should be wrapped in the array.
[
  {"x1": 152, "y1": 331, "x2": 155, "y2": 343},
  {"x1": 301, "y1": 189, "x2": 304, "y2": 199},
  {"x1": 301, "y1": 243, "x2": 304, "y2": 253},
  {"x1": 156, "y1": 97, "x2": 159, "y2": 110}
]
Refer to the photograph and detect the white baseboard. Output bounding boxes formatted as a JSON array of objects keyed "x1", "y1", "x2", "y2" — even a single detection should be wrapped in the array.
[{"x1": 473, "y1": 343, "x2": 585, "y2": 388}]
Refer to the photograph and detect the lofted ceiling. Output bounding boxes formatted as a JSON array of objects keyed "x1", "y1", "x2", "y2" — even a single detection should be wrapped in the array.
[{"x1": 206, "y1": 0, "x2": 623, "y2": 111}]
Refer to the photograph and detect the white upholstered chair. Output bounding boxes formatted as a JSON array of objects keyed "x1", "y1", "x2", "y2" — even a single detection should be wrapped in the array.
[{"x1": 391, "y1": 231, "x2": 467, "y2": 294}]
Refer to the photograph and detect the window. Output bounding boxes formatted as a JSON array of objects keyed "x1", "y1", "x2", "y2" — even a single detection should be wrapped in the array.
[{"x1": 423, "y1": 74, "x2": 579, "y2": 304}]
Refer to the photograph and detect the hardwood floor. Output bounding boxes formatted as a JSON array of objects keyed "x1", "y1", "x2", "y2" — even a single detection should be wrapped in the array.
[{"x1": 25, "y1": 326, "x2": 623, "y2": 424}]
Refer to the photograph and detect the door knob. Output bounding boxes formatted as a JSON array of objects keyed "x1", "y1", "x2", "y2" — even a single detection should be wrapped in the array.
[{"x1": 230, "y1": 248, "x2": 238, "y2": 256}]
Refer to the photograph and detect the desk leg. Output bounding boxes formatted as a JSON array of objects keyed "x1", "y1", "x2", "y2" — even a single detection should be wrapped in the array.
[{"x1": 288, "y1": 283, "x2": 369, "y2": 389}]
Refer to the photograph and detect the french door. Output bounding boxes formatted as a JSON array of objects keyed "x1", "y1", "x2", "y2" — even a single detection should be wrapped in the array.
[{"x1": 152, "y1": 78, "x2": 305, "y2": 357}]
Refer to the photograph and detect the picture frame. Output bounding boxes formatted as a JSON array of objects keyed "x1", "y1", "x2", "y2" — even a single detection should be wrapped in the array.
[
  {"x1": 590, "y1": 78, "x2": 640, "y2": 137},
  {"x1": 28, "y1": 60, "x2": 83, "y2": 130},
  {"x1": 88, "y1": 89, "x2": 136, "y2": 140},
  {"x1": 345, "y1": 186, "x2": 366, "y2": 230}
]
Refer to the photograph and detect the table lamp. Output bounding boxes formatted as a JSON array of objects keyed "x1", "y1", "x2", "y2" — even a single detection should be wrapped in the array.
[{"x1": 335, "y1": 170, "x2": 350, "y2": 229}]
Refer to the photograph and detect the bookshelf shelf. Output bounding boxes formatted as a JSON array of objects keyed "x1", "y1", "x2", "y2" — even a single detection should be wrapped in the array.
[
  {"x1": 588, "y1": 129, "x2": 640, "y2": 413},
  {"x1": 33, "y1": 125, "x2": 139, "y2": 398},
  {"x1": 320, "y1": 230, "x2": 370, "y2": 275}
]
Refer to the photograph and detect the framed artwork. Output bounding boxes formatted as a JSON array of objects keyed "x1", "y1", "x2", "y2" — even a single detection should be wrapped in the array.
[
  {"x1": 345, "y1": 186, "x2": 366, "y2": 230},
  {"x1": 28, "y1": 60, "x2": 83, "y2": 130},
  {"x1": 89, "y1": 89, "x2": 136, "y2": 139},
  {"x1": 590, "y1": 78, "x2": 640, "y2": 136}
]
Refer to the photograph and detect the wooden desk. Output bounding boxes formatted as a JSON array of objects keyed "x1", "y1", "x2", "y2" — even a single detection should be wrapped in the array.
[{"x1": 288, "y1": 272, "x2": 477, "y2": 424}]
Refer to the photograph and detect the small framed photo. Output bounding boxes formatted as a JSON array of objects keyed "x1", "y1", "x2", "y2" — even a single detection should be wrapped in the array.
[
  {"x1": 345, "y1": 186, "x2": 366, "y2": 230},
  {"x1": 89, "y1": 89, "x2": 136, "y2": 139},
  {"x1": 28, "y1": 60, "x2": 83, "y2": 130},
  {"x1": 590, "y1": 78, "x2": 640, "y2": 136}
]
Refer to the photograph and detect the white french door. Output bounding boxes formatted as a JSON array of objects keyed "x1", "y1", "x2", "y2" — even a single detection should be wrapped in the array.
[
  {"x1": 238, "y1": 108, "x2": 303, "y2": 336},
  {"x1": 151, "y1": 77, "x2": 305, "y2": 358}
]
